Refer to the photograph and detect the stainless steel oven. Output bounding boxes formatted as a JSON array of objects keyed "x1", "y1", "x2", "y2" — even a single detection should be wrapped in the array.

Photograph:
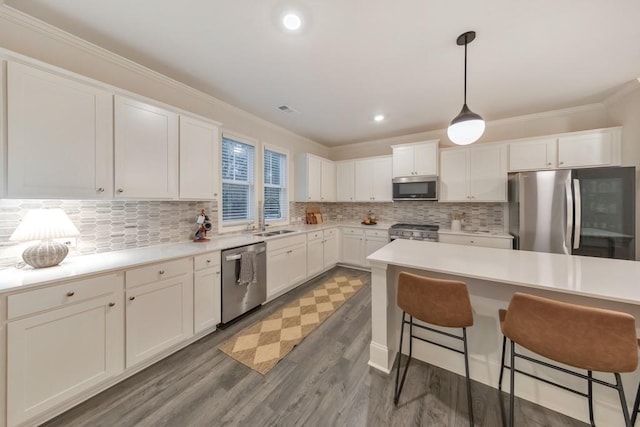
[
  {"x1": 221, "y1": 242, "x2": 267, "y2": 324},
  {"x1": 392, "y1": 176, "x2": 438, "y2": 201}
]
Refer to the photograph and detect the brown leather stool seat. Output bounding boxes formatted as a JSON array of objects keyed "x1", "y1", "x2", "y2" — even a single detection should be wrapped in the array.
[
  {"x1": 498, "y1": 292, "x2": 638, "y2": 427},
  {"x1": 394, "y1": 272, "x2": 474, "y2": 426}
]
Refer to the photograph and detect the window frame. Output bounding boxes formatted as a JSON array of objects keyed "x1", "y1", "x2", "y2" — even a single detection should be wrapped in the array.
[{"x1": 262, "y1": 143, "x2": 290, "y2": 227}]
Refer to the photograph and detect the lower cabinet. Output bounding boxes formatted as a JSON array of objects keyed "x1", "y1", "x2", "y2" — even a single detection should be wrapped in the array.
[
  {"x1": 323, "y1": 229, "x2": 339, "y2": 267},
  {"x1": 6, "y1": 273, "x2": 124, "y2": 427},
  {"x1": 363, "y1": 229, "x2": 390, "y2": 267},
  {"x1": 125, "y1": 258, "x2": 193, "y2": 368},
  {"x1": 438, "y1": 233, "x2": 513, "y2": 249},
  {"x1": 267, "y1": 234, "x2": 307, "y2": 299},
  {"x1": 341, "y1": 227, "x2": 389, "y2": 267},
  {"x1": 193, "y1": 252, "x2": 221, "y2": 334},
  {"x1": 307, "y1": 231, "x2": 325, "y2": 277}
]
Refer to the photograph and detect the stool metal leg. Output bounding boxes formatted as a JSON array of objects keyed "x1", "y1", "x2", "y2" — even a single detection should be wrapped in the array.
[
  {"x1": 498, "y1": 335, "x2": 507, "y2": 391},
  {"x1": 614, "y1": 373, "x2": 632, "y2": 427},
  {"x1": 394, "y1": 312, "x2": 408, "y2": 405},
  {"x1": 462, "y1": 327, "x2": 474, "y2": 427},
  {"x1": 587, "y1": 371, "x2": 595, "y2": 427},
  {"x1": 509, "y1": 340, "x2": 516, "y2": 427},
  {"x1": 631, "y1": 381, "x2": 640, "y2": 427}
]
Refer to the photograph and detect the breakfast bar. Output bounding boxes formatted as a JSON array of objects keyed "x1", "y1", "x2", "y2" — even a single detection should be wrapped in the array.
[{"x1": 367, "y1": 239, "x2": 640, "y2": 425}]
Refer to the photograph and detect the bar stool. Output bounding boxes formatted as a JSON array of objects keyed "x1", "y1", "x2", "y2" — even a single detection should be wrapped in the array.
[
  {"x1": 393, "y1": 272, "x2": 474, "y2": 426},
  {"x1": 630, "y1": 340, "x2": 640, "y2": 426},
  {"x1": 497, "y1": 292, "x2": 638, "y2": 427}
]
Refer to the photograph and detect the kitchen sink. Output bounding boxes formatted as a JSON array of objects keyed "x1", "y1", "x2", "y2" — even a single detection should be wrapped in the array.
[{"x1": 254, "y1": 230, "x2": 296, "y2": 237}]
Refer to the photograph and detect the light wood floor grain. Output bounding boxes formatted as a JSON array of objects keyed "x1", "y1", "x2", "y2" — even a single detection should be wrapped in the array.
[{"x1": 43, "y1": 267, "x2": 587, "y2": 427}]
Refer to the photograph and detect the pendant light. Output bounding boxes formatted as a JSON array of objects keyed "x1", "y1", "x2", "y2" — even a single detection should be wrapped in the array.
[{"x1": 447, "y1": 31, "x2": 485, "y2": 145}]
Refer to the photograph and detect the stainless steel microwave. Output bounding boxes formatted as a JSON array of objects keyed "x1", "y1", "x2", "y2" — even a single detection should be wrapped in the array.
[{"x1": 392, "y1": 176, "x2": 438, "y2": 201}]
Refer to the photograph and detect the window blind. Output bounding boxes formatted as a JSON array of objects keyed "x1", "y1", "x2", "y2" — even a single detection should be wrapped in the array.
[
  {"x1": 264, "y1": 149, "x2": 287, "y2": 221},
  {"x1": 222, "y1": 137, "x2": 255, "y2": 223}
]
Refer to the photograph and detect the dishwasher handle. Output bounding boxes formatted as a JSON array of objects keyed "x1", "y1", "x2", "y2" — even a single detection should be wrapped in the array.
[{"x1": 224, "y1": 247, "x2": 266, "y2": 262}]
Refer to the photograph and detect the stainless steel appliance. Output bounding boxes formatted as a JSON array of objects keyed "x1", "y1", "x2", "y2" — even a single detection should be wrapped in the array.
[
  {"x1": 221, "y1": 242, "x2": 267, "y2": 324},
  {"x1": 392, "y1": 176, "x2": 438, "y2": 201},
  {"x1": 389, "y1": 223, "x2": 439, "y2": 241},
  {"x1": 508, "y1": 167, "x2": 635, "y2": 260}
]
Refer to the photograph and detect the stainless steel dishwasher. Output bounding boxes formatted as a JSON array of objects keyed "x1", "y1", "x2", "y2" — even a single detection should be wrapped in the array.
[{"x1": 221, "y1": 242, "x2": 267, "y2": 324}]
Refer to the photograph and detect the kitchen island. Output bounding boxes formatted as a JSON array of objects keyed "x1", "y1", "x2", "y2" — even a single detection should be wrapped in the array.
[{"x1": 367, "y1": 239, "x2": 640, "y2": 425}]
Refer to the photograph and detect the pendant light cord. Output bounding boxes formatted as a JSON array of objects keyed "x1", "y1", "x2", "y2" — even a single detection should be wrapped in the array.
[{"x1": 463, "y1": 33, "x2": 468, "y2": 105}]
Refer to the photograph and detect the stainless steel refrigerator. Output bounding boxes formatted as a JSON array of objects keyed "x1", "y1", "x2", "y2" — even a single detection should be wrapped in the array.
[{"x1": 508, "y1": 167, "x2": 635, "y2": 260}]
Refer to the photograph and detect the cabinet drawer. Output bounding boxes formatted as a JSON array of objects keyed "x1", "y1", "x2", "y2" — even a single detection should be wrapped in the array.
[
  {"x1": 267, "y1": 233, "x2": 306, "y2": 252},
  {"x1": 126, "y1": 258, "x2": 192, "y2": 289},
  {"x1": 323, "y1": 228, "x2": 337, "y2": 238},
  {"x1": 307, "y1": 230, "x2": 323, "y2": 242},
  {"x1": 439, "y1": 234, "x2": 513, "y2": 249},
  {"x1": 194, "y1": 251, "x2": 221, "y2": 271},
  {"x1": 8, "y1": 273, "x2": 123, "y2": 319},
  {"x1": 342, "y1": 227, "x2": 364, "y2": 236},
  {"x1": 365, "y1": 229, "x2": 388, "y2": 239}
]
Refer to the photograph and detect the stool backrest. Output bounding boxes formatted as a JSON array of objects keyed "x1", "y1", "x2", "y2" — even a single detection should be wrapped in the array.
[
  {"x1": 502, "y1": 292, "x2": 638, "y2": 373},
  {"x1": 397, "y1": 272, "x2": 473, "y2": 328}
]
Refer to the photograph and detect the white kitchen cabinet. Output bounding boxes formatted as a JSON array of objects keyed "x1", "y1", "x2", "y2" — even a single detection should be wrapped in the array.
[
  {"x1": 336, "y1": 160, "x2": 356, "y2": 202},
  {"x1": 509, "y1": 138, "x2": 557, "y2": 171},
  {"x1": 307, "y1": 231, "x2": 325, "y2": 277},
  {"x1": 341, "y1": 227, "x2": 388, "y2": 267},
  {"x1": 7, "y1": 61, "x2": 113, "y2": 199},
  {"x1": 179, "y1": 115, "x2": 220, "y2": 200},
  {"x1": 364, "y1": 229, "x2": 389, "y2": 267},
  {"x1": 267, "y1": 234, "x2": 308, "y2": 299},
  {"x1": 354, "y1": 156, "x2": 393, "y2": 202},
  {"x1": 323, "y1": 228, "x2": 340, "y2": 268},
  {"x1": 295, "y1": 154, "x2": 336, "y2": 202},
  {"x1": 392, "y1": 140, "x2": 439, "y2": 177},
  {"x1": 6, "y1": 274, "x2": 124, "y2": 427},
  {"x1": 438, "y1": 233, "x2": 513, "y2": 249},
  {"x1": 440, "y1": 145, "x2": 507, "y2": 202},
  {"x1": 125, "y1": 258, "x2": 193, "y2": 367},
  {"x1": 114, "y1": 95, "x2": 179, "y2": 199},
  {"x1": 193, "y1": 252, "x2": 221, "y2": 334}
]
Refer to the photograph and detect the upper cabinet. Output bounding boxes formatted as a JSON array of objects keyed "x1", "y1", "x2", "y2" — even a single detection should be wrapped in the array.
[
  {"x1": 508, "y1": 127, "x2": 621, "y2": 172},
  {"x1": 179, "y1": 115, "x2": 220, "y2": 200},
  {"x1": 354, "y1": 156, "x2": 393, "y2": 202},
  {"x1": 114, "y1": 96, "x2": 179, "y2": 199},
  {"x1": 440, "y1": 145, "x2": 507, "y2": 202},
  {"x1": 7, "y1": 62, "x2": 114, "y2": 199},
  {"x1": 294, "y1": 154, "x2": 336, "y2": 202},
  {"x1": 392, "y1": 140, "x2": 439, "y2": 177},
  {"x1": 336, "y1": 160, "x2": 355, "y2": 202}
]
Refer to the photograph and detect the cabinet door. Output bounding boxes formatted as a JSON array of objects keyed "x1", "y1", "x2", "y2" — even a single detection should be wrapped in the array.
[
  {"x1": 342, "y1": 234, "x2": 365, "y2": 266},
  {"x1": 323, "y1": 235, "x2": 339, "y2": 268},
  {"x1": 558, "y1": 132, "x2": 612, "y2": 168},
  {"x1": 125, "y1": 274, "x2": 193, "y2": 367},
  {"x1": 470, "y1": 145, "x2": 507, "y2": 202},
  {"x1": 354, "y1": 159, "x2": 373, "y2": 201},
  {"x1": 439, "y1": 149, "x2": 470, "y2": 201},
  {"x1": 321, "y1": 159, "x2": 336, "y2": 202},
  {"x1": 307, "y1": 238, "x2": 325, "y2": 277},
  {"x1": 414, "y1": 142, "x2": 438, "y2": 176},
  {"x1": 114, "y1": 96, "x2": 179, "y2": 199},
  {"x1": 364, "y1": 237, "x2": 389, "y2": 267},
  {"x1": 7, "y1": 295, "x2": 123, "y2": 426},
  {"x1": 193, "y1": 267, "x2": 221, "y2": 334},
  {"x1": 307, "y1": 155, "x2": 323, "y2": 201},
  {"x1": 267, "y1": 248, "x2": 288, "y2": 298},
  {"x1": 288, "y1": 244, "x2": 308, "y2": 285},
  {"x1": 7, "y1": 62, "x2": 113, "y2": 199},
  {"x1": 336, "y1": 161, "x2": 355, "y2": 202},
  {"x1": 509, "y1": 138, "x2": 557, "y2": 171},
  {"x1": 392, "y1": 146, "x2": 415, "y2": 177},
  {"x1": 179, "y1": 115, "x2": 219, "y2": 200},
  {"x1": 371, "y1": 156, "x2": 393, "y2": 202}
]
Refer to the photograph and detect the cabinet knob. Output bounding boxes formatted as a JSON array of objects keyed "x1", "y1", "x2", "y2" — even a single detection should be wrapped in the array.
[
  {"x1": 206, "y1": 259, "x2": 211, "y2": 264},
  {"x1": 117, "y1": 188, "x2": 124, "y2": 193},
  {"x1": 66, "y1": 291, "x2": 75, "y2": 297},
  {"x1": 214, "y1": 193, "x2": 218, "y2": 197},
  {"x1": 470, "y1": 240, "x2": 475, "y2": 244},
  {"x1": 97, "y1": 187, "x2": 105, "y2": 193},
  {"x1": 547, "y1": 162, "x2": 552, "y2": 166},
  {"x1": 108, "y1": 302, "x2": 116, "y2": 307},
  {"x1": 159, "y1": 270, "x2": 165, "y2": 275},
  {"x1": 129, "y1": 296, "x2": 135, "y2": 301},
  {"x1": 308, "y1": 197, "x2": 311, "y2": 200},
  {"x1": 559, "y1": 161, "x2": 564, "y2": 165},
  {"x1": 216, "y1": 271, "x2": 220, "y2": 275}
]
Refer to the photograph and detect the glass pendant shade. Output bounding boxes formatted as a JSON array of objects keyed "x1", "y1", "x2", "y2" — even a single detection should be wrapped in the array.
[{"x1": 447, "y1": 103, "x2": 486, "y2": 145}]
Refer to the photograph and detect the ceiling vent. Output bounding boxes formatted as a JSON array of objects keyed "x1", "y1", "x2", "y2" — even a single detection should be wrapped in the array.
[{"x1": 277, "y1": 105, "x2": 300, "y2": 114}]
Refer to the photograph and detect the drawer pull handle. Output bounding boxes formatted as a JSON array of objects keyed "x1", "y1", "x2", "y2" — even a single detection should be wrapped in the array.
[
  {"x1": 66, "y1": 291, "x2": 75, "y2": 297},
  {"x1": 206, "y1": 259, "x2": 211, "y2": 263},
  {"x1": 108, "y1": 302, "x2": 116, "y2": 307},
  {"x1": 97, "y1": 187, "x2": 105, "y2": 193},
  {"x1": 159, "y1": 270, "x2": 165, "y2": 275},
  {"x1": 216, "y1": 271, "x2": 220, "y2": 275},
  {"x1": 117, "y1": 188, "x2": 124, "y2": 193},
  {"x1": 129, "y1": 296, "x2": 136, "y2": 301}
]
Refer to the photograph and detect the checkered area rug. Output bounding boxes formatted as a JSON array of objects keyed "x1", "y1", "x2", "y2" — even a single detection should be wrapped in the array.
[{"x1": 218, "y1": 275, "x2": 365, "y2": 375}]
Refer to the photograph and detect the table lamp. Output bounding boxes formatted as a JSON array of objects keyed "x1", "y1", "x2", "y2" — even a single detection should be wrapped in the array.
[{"x1": 9, "y1": 208, "x2": 80, "y2": 268}]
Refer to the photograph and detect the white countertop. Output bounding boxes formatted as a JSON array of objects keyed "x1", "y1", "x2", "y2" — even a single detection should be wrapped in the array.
[
  {"x1": 437, "y1": 228, "x2": 512, "y2": 239},
  {"x1": 367, "y1": 239, "x2": 640, "y2": 305}
]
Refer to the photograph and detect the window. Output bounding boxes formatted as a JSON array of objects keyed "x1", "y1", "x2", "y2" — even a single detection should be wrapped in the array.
[
  {"x1": 263, "y1": 148, "x2": 288, "y2": 222},
  {"x1": 221, "y1": 136, "x2": 255, "y2": 223}
]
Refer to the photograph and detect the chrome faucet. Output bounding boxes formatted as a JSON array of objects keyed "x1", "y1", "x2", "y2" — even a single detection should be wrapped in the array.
[{"x1": 258, "y1": 200, "x2": 267, "y2": 232}]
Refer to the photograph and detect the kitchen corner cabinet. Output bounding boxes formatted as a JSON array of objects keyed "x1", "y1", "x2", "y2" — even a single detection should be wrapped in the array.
[
  {"x1": 6, "y1": 273, "x2": 124, "y2": 427},
  {"x1": 179, "y1": 116, "x2": 220, "y2": 200},
  {"x1": 266, "y1": 234, "x2": 307, "y2": 299},
  {"x1": 440, "y1": 145, "x2": 507, "y2": 202},
  {"x1": 336, "y1": 160, "x2": 356, "y2": 202},
  {"x1": 114, "y1": 95, "x2": 179, "y2": 199},
  {"x1": 392, "y1": 140, "x2": 439, "y2": 177},
  {"x1": 193, "y1": 252, "x2": 221, "y2": 334},
  {"x1": 307, "y1": 228, "x2": 339, "y2": 277},
  {"x1": 125, "y1": 258, "x2": 193, "y2": 367},
  {"x1": 341, "y1": 227, "x2": 388, "y2": 267},
  {"x1": 354, "y1": 156, "x2": 393, "y2": 202},
  {"x1": 294, "y1": 154, "x2": 336, "y2": 202},
  {"x1": 7, "y1": 61, "x2": 114, "y2": 199}
]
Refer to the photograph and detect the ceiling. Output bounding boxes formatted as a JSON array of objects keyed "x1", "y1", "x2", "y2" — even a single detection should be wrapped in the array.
[{"x1": 5, "y1": 1, "x2": 640, "y2": 146}]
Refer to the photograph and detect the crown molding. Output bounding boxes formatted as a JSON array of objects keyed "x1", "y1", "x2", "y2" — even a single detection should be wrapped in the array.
[
  {"x1": 488, "y1": 103, "x2": 606, "y2": 127},
  {"x1": 0, "y1": 4, "x2": 326, "y2": 150},
  {"x1": 603, "y1": 79, "x2": 640, "y2": 106}
]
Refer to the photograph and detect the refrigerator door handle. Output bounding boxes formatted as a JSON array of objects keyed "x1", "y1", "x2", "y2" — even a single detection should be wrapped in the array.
[
  {"x1": 565, "y1": 178, "x2": 573, "y2": 252},
  {"x1": 573, "y1": 179, "x2": 581, "y2": 249}
]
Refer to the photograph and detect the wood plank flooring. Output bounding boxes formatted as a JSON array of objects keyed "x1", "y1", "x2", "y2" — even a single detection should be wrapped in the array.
[{"x1": 43, "y1": 267, "x2": 587, "y2": 427}]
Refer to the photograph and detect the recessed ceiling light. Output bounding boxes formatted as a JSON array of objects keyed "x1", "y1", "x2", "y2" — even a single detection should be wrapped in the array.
[
  {"x1": 374, "y1": 114, "x2": 385, "y2": 122},
  {"x1": 283, "y1": 13, "x2": 302, "y2": 31}
]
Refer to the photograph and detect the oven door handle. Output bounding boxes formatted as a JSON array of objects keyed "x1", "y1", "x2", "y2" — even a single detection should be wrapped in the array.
[{"x1": 224, "y1": 247, "x2": 266, "y2": 262}]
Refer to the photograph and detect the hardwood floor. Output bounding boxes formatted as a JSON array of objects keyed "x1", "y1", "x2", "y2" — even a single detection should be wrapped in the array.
[{"x1": 43, "y1": 267, "x2": 587, "y2": 427}]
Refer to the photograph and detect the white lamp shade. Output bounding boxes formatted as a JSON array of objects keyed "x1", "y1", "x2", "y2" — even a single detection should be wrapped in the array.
[
  {"x1": 447, "y1": 119, "x2": 486, "y2": 145},
  {"x1": 10, "y1": 209, "x2": 80, "y2": 242}
]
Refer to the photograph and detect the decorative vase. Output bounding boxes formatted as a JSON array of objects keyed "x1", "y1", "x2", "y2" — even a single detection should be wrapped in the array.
[{"x1": 452, "y1": 219, "x2": 462, "y2": 232}]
